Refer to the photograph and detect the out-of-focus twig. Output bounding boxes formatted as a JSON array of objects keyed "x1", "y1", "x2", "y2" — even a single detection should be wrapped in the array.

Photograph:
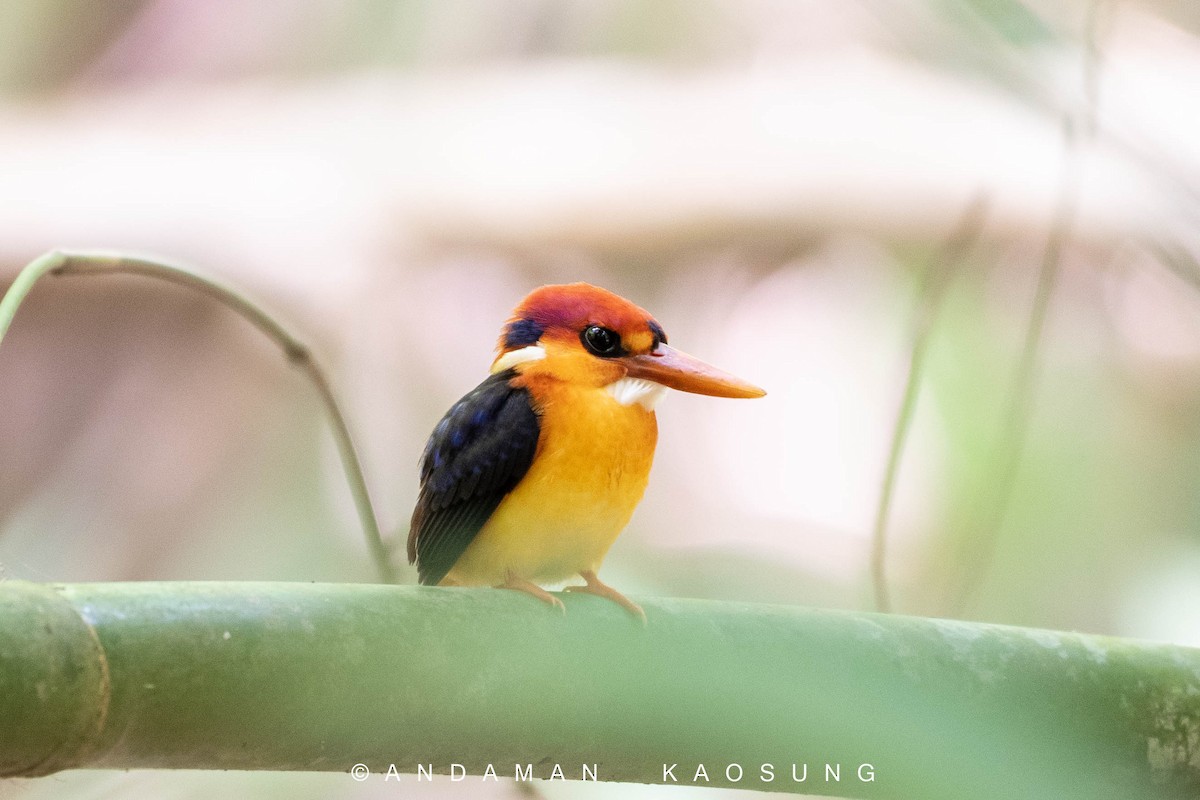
[
  {"x1": 870, "y1": 196, "x2": 989, "y2": 613},
  {"x1": 1145, "y1": 240, "x2": 1200, "y2": 294},
  {"x1": 950, "y1": 0, "x2": 1106, "y2": 613},
  {"x1": 1082, "y1": 0, "x2": 1109, "y2": 139},
  {"x1": 951, "y1": 125, "x2": 1080, "y2": 614},
  {"x1": 0, "y1": 250, "x2": 395, "y2": 583}
]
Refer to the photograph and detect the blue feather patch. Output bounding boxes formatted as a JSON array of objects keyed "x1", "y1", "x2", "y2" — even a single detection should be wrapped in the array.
[{"x1": 503, "y1": 317, "x2": 544, "y2": 349}]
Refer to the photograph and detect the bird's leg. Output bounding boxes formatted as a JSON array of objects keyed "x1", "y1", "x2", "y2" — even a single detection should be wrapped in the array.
[
  {"x1": 497, "y1": 570, "x2": 565, "y2": 613},
  {"x1": 566, "y1": 570, "x2": 646, "y2": 623}
]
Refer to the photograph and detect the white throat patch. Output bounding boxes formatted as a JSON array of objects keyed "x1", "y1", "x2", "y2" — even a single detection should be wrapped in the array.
[
  {"x1": 605, "y1": 377, "x2": 667, "y2": 411},
  {"x1": 491, "y1": 345, "x2": 546, "y2": 374}
]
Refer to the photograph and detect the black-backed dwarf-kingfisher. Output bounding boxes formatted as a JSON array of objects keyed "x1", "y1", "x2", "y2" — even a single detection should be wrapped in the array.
[{"x1": 407, "y1": 283, "x2": 764, "y2": 620}]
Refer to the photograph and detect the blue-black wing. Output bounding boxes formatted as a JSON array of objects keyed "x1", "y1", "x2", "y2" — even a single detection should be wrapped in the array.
[{"x1": 407, "y1": 368, "x2": 541, "y2": 585}]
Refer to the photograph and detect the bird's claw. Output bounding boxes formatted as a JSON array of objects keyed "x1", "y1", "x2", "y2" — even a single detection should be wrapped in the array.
[
  {"x1": 498, "y1": 571, "x2": 566, "y2": 615},
  {"x1": 567, "y1": 571, "x2": 647, "y2": 624}
]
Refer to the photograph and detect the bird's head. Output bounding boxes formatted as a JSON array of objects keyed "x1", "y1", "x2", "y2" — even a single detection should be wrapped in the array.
[{"x1": 491, "y1": 283, "x2": 764, "y2": 408}]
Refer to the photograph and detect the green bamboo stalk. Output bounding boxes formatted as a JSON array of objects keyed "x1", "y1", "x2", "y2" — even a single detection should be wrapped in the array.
[
  {"x1": 1, "y1": 581, "x2": 1196, "y2": 798},
  {"x1": 0, "y1": 250, "x2": 395, "y2": 583}
]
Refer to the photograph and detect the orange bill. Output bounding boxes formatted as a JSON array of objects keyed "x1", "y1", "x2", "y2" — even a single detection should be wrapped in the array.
[{"x1": 622, "y1": 344, "x2": 765, "y2": 399}]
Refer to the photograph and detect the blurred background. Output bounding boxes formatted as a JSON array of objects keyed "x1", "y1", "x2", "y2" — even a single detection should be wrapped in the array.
[{"x1": 2, "y1": 0, "x2": 1199, "y2": 798}]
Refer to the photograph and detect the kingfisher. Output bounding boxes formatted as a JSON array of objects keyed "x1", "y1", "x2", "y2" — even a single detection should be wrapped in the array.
[{"x1": 407, "y1": 283, "x2": 764, "y2": 620}]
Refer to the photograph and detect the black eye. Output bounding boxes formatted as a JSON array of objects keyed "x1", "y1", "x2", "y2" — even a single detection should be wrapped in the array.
[{"x1": 582, "y1": 325, "x2": 623, "y2": 357}]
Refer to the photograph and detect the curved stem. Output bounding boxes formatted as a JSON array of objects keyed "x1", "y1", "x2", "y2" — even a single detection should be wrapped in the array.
[
  {"x1": 951, "y1": 123, "x2": 1077, "y2": 613},
  {"x1": 0, "y1": 250, "x2": 395, "y2": 583},
  {"x1": 0, "y1": 250, "x2": 68, "y2": 344},
  {"x1": 870, "y1": 197, "x2": 988, "y2": 613}
]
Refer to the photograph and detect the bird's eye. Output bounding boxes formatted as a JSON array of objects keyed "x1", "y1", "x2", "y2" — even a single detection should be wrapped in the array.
[{"x1": 582, "y1": 325, "x2": 623, "y2": 357}]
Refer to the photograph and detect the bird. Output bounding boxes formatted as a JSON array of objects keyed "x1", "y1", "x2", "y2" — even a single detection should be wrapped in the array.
[{"x1": 407, "y1": 282, "x2": 764, "y2": 621}]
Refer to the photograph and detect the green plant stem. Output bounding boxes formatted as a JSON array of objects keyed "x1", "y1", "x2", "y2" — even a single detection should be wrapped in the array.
[
  {"x1": 871, "y1": 197, "x2": 988, "y2": 613},
  {"x1": 0, "y1": 250, "x2": 395, "y2": 583},
  {"x1": 0, "y1": 250, "x2": 67, "y2": 344},
  {"x1": 1, "y1": 581, "x2": 1197, "y2": 798},
  {"x1": 951, "y1": 121, "x2": 1078, "y2": 614}
]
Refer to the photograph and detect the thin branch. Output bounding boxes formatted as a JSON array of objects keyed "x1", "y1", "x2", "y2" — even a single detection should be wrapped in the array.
[
  {"x1": 871, "y1": 196, "x2": 989, "y2": 613},
  {"x1": 951, "y1": 120, "x2": 1079, "y2": 613},
  {"x1": 1145, "y1": 239, "x2": 1200, "y2": 295},
  {"x1": 951, "y1": 0, "x2": 1107, "y2": 612},
  {"x1": 0, "y1": 250, "x2": 68, "y2": 344},
  {"x1": 1081, "y1": 0, "x2": 1110, "y2": 139},
  {"x1": 0, "y1": 250, "x2": 395, "y2": 583}
]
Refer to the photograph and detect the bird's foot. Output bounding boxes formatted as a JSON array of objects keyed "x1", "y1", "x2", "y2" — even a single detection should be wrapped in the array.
[
  {"x1": 566, "y1": 570, "x2": 646, "y2": 624},
  {"x1": 497, "y1": 571, "x2": 565, "y2": 614}
]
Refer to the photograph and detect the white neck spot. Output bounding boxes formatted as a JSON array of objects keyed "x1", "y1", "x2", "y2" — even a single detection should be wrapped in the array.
[
  {"x1": 605, "y1": 377, "x2": 667, "y2": 410},
  {"x1": 491, "y1": 345, "x2": 546, "y2": 374}
]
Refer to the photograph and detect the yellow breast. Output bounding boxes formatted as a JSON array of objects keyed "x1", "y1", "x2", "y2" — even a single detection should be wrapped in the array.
[{"x1": 443, "y1": 380, "x2": 658, "y2": 586}]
